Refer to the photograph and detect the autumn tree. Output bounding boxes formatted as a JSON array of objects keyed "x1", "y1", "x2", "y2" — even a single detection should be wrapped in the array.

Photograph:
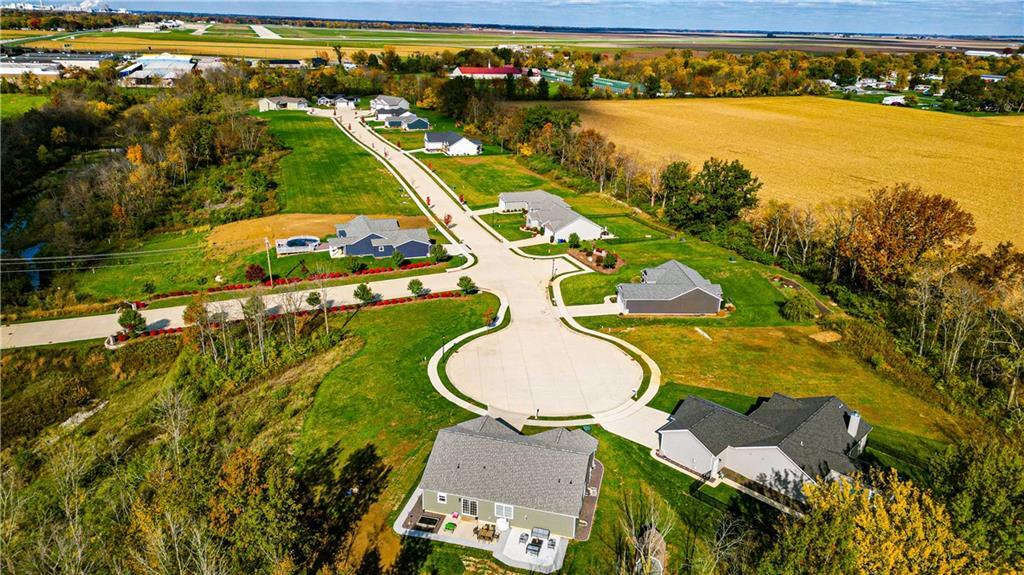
[{"x1": 665, "y1": 157, "x2": 762, "y2": 232}]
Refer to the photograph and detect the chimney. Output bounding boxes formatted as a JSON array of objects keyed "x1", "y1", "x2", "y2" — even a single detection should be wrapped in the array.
[{"x1": 847, "y1": 411, "x2": 861, "y2": 437}]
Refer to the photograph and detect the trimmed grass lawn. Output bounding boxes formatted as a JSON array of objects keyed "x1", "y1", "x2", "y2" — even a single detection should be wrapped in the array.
[
  {"x1": 592, "y1": 215, "x2": 669, "y2": 243},
  {"x1": 576, "y1": 319, "x2": 970, "y2": 479},
  {"x1": 261, "y1": 111, "x2": 418, "y2": 215},
  {"x1": 423, "y1": 155, "x2": 576, "y2": 209},
  {"x1": 0, "y1": 93, "x2": 48, "y2": 119},
  {"x1": 479, "y1": 211, "x2": 535, "y2": 241},
  {"x1": 297, "y1": 296, "x2": 765, "y2": 572},
  {"x1": 559, "y1": 237, "x2": 807, "y2": 327},
  {"x1": 65, "y1": 228, "x2": 459, "y2": 303}
]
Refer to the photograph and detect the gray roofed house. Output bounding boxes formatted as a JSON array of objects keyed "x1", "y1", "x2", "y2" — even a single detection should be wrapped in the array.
[
  {"x1": 617, "y1": 260, "x2": 723, "y2": 315},
  {"x1": 370, "y1": 94, "x2": 410, "y2": 111},
  {"x1": 257, "y1": 96, "x2": 309, "y2": 112},
  {"x1": 326, "y1": 216, "x2": 430, "y2": 259},
  {"x1": 657, "y1": 393, "x2": 871, "y2": 501},
  {"x1": 424, "y1": 131, "x2": 483, "y2": 156},
  {"x1": 497, "y1": 190, "x2": 606, "y2": 243},
  {"x1": 418, "y1": 416, "x2": 598, "y2": 538}
]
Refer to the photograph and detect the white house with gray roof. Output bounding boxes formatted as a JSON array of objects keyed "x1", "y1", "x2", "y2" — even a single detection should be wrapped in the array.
[
  {"x1": 424, "y1": 131, "x2": 483, "y2": 156},
  {"x1": 498, "y1": 190, "x2": 606, "y2": 243},
  {"x1": 370, "y1": 94, "x2": 410, "y2": 111},
  {"x1": 617, "y1": 260, "x2": 723, "y2": 315},
  {"x1": 658, "y1": 393, "x2": 872, "y2": 501},
  {"x1": 326, "y1": 216, "x2": 430, "y2": 259},
  {"x1": 418, "y1": 416, "x2": 598, "y2": 539},
  {"x1": 257, "y1": 96, "x2": 309, "y2": 112}
]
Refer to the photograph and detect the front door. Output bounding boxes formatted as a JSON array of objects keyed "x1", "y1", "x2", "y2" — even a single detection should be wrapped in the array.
[{"x1": 461, "y1": 498, "x2": 479, "y2": 517}]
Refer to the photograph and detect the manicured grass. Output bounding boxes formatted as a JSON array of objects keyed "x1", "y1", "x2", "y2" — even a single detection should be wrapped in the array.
[
  {"x1": 479, "y1": 211, "x2": 535, "y2": 241},
  {"x1": 297, "y1": 296, "x2": 764, "y2": 571},
  {"x1": 559, "y1": 237, "x2": 801, "y2": 327},
  {"x1": 261, "y1": 111, "x2": 419, "y2": 215},
  {"x1": 0, "y1": 93, "x2": 48, "y2": 119},
  {"x1": 422, "y1": 155, "x2": 575, "y2": 209},
  {"x1": 592, "y1": 215, "x2": 669, "y2": 243}
]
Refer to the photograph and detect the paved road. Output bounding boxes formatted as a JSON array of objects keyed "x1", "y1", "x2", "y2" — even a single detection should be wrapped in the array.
[
  {"x1": 250, "y1": 25, "x2": 282, "y2": 39},
  {"x1": 336, "y1": 110, "x2": 643, "y2": 419}
]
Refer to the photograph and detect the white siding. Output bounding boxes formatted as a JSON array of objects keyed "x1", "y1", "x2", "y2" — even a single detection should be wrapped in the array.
[
  {"x1": 659, "y1": 430, "x2": 718, "y2": 475},
  {"x1": 551, "y1": 218, "x2": 604, "y2": 242},
  {"x1": 499, "y1": 199, "x2": 530, "y2": 212},
  {"x1": 720, "y1": 446, "x2": 812, "y2": 500},
  {"x1": 447, "y1": 139, "x2": 481, "y2": 156}
]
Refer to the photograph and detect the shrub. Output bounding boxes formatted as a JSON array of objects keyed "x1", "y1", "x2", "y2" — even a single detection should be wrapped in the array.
[
  {"x1": 457, "y1": 276, "x2": 477, "y2": 294},
  {"x1": 429, "y1": 243, "x2": 449, "y2": 263},
  {"x1": 602, "y1": 252, "x2": 618, "y2": 269},
  {"x1": 353, "y1": 283, "x2": 375, "y2": 304},
  {"x1": 390, "y1": 250, "x2": 406, "y2": 269},
  {"x1": 118, "y1": 307, "x2": 146, "y2": 334},
  {"x1": 781, "y1": 291, "x2": 819, "y2": 321},
  {"x1": 245, "y1": 263, "x2": 266, "y2": 282},
  {"x1": 408, "y1": 279, "x2": 424, "y2": 297},
  {"x1": 567, "y1": 232, "x2": 581, "y2": 248}
]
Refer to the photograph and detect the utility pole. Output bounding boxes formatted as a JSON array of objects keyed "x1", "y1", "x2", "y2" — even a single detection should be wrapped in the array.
[{"x1": 264, "y1": 238, "x2": 274, "y2": 284}]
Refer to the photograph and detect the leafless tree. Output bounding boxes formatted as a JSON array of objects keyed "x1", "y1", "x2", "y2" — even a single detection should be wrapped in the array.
[
  {"x1": 617, "y1": 152, "x2": 642, "y2": 205},
  {"x1": 155, "y1": 387, "x2": 191, "y2": 470},
  {"x1": 690, "y1": 514, "x2": 751, "y2": 575},
  {"x1": 615, "y1": 491, "x2": 674, "y2": 575},
  {"x1": 647, "y1": 163, "x2": 663, "y2": 209},
  {"x1": 788, "y1": 205, "x2": 819, "y2": 267},
  {"x1": 940, "y1": 276, "x2": 986, "y2": 377},
  {"x1": 278, "y1": 290, "x2": 303, "y2": 345},
  {"x1": 821, "y1": 200, "x2": 860, "y2": 283},
  {"x1": 0, "y1": 468, "x2": 27, "y2": 573},
  {"x1": 987, "y1": 282, "x2": 1024, "y2": 411},
  {"x1": 39, "y1": 443, "x2": 93, "y2": 575},
  {"x1": 242, "y1": 293, "x2": 268, "y2": 363}
]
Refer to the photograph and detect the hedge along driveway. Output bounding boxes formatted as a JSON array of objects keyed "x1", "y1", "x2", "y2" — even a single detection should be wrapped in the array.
[{"x1": 260, "y1": 111, "x2": 420, "y2": 215}]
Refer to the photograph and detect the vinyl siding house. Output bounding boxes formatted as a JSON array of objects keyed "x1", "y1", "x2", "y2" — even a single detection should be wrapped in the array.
[
  {"x1": 497, "y1": 190, "x2": 606, "y2": 243},
  {"x1": 317, "y1": 94, "x2": 358, "y2": 108},
  {"x1": 658, "y1": 394, "x2": 872, "y2": 502},
  {"x1": 617, "y1": 260, "x2": 723, "y2": 315},
  {"x1": 370, "y1": 94, "x2": 410, "y2": 111},
  {"x1": 326, "y1": 216, "x2": 430, "y2": 259},
  {"x1": 257, "y1": 96, "x2": 309, "y2": 112},
  {"x1": 375, "y1": 107, "x2": 412, "y2": 122},
  {"x1": 424, "y1": 131, "x2": 483, "y2": 156},
  {"x1": 390, "y1": 115, "x2": 430, "y2": 131},
  {"x1": 418, "y1": 416, "x2": 598, "y2": 539}
]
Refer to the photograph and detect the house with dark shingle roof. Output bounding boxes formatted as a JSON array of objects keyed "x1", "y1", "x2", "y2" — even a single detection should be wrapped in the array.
[
  {"x1": 424, "y1": 131, "x2": 483, "y2": 156},
  {"x1": 326, "y1": 216, "x2": 430, "y2": 259},
  {"x1": 658, "y1": 393, "x2": 871, "y2": 500},
  {"x1": 616, "y1": 260, "x2": 723, "y2": 315},
  {"x1": 418, "y1": 416, "x2": 598, "y2": 539}
]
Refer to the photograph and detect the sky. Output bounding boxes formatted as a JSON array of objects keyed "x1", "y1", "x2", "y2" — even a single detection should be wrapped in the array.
[{"x1": 108, "y1": 0, "x2": 1024, "y2": 36}]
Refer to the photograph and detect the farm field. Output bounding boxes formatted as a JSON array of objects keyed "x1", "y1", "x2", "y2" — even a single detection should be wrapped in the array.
[
  {"x1": 544, "y1": 97, "x2": 1024, "y2": 247},
  {"x1": 0, "y1": 93, "x2": 47, "y2": 118},
  {"x1": 261, "y1": 111, "x2": 420, "y2": 215}
]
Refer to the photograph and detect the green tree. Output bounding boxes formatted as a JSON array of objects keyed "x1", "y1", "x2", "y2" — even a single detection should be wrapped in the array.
[
  {"x1": 353, "y1": 283, "x2": 375, "y2": 305},
  {"x1": 390, "y1": 250, "x2": 406, "y2": 269},
  {"x1": 408, "y1": 278, "x2": 424, "y2": 297},
  {"x1": 665, "y1": 158, "x2": 762, "y2": 232},
  {"x1": 781, "y1": 291, "x2": 819, "y2": 321},
  {"x1": 457, "y1": 276, "x2": 477, "y2": 294},
  {"x1": 644, "y1": 74, "x2": 660, "y2": 97},
  {"x1": 429, "y1": 243, "x2": 449, "y2": 263},
  {"x1": 438, "y1": 76, "x2": 478, "y2": 120},
  {"x1": 834, "y1": 58, "x2": 859, "y2": 85},
  {"x1": 602, "y1": 252, "x2": 618, "y2": 269},
  {"x1": 118, "y1": 307, "x2": 146, "y2": 334},
  {"x1": 306, "y1": 290, "x2": 329, "y2": 335},
  {"x1": 536, "y1": 76, "x2": 549, "y2": 100},
  {"x1": 929, "y1": 438, "x2": 1024, "y2": 568},
  {"x1": 567, "y1": 232, "x2": 581, "y2": 248}
]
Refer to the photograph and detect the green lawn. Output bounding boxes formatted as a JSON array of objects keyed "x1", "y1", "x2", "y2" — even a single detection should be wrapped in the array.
[
  {"x1": 261, "y1": 111, "x2": 418, "y2": 215},
  {"x1": 592, "y1": 215, "x2": 669, "y2": 243},
  {"x1": 422, "y1": 155, "x2": 576, "y2": 209},
  {"x1": 0, "y1": 93, "x2": 47, "y2": 119},
  {"x1": 479, "y1": 211, "x2": 535, "y2": 241},
  {"x1": 297, "y1": 295, "x2": 765, "y2": 572},
  {"x1": 558, "y1": 237, "x2": 805, "y2": 327}
]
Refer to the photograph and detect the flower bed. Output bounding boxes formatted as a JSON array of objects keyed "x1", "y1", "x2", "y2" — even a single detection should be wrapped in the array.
[
  {"x1": 145, "y1": 261, "x2": 440, "y2": 302},
  {"x1": 112, "y1": 290, "x2": 466, "y2": 343}
]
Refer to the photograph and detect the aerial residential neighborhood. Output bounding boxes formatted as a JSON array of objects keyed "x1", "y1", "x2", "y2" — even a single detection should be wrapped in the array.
[{"x1": 1, "y1": 2, "x2": 1022, "y2": 575}]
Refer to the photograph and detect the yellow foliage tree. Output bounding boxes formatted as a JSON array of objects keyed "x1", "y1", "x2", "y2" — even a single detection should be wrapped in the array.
[{"x1": 126, "y1": 143, "x2": 144, "y2": 166}]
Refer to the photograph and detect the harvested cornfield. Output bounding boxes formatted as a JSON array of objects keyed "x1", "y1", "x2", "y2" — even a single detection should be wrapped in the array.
[
  {"x1": 549, "y1": 97, "x2": 1024, "y2": 247},
  {"x1": 207, "y1": 213, "x2": 431, "y2": 254}
]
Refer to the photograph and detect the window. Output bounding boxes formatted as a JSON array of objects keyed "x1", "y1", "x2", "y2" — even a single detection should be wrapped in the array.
[
  {"x1": 495, "y1": 503, "x2": 514, "y2": 519},
  {"x1": 378, "y1": 246, "x2": 385, "y2": 252},
  {"x1": 461, "y1": 498, "x2": 478, "y2": 517},
  {"x1": 437, "y1": 492, "x2": 447, "y2": 504}
]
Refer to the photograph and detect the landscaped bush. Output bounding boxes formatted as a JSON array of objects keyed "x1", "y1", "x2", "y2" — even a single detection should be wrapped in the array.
[{"x1": 781, "y1": 291, "x2": 819, "y2": 321}]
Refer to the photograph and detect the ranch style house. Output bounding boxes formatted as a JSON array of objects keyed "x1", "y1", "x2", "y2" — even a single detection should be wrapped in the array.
[
  {"x1": 327, "y1": 216, "x2": 430, "y2": 259},
  {"x1": 657, "y1": 393, "x2": 872, "y2": 502},
  {"x1": 616, "y1": 260, "x2": 724, "y2": 315},
  {"x1": 498, "y1": 190, "x2": 607, "y2": 243}
]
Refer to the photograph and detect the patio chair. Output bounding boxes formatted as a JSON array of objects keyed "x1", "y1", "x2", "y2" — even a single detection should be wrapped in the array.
[
  {"x1": 547, "y1": 538, "x2": 557, "y2": 550},
  {"x1": 519, "y1": 533, "x2": 529, "y2": 545},
  {"x1": 531, "y1": 527, "x2": 551, "y2": 540}
]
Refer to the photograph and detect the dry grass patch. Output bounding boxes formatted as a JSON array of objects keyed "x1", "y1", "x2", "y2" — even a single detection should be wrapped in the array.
[
  {"x1": 546, "y1": 97, "x2": 1023, "y2": 247},
  {"x1": 207, "y1": 213, "x2": 431, "y2": 254},
  {"x1": 26, "y1": 37, "x2": 453, "y2": 58}
]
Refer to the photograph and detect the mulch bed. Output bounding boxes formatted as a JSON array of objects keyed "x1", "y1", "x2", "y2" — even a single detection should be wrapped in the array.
[{"x1": 567, "y1": 249, "x2": 626, "y2": 274}]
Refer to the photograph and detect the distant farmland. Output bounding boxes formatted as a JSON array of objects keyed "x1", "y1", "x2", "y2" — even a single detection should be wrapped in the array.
[{"x1": 546, "y1": 98, "x2": 1024, "y2": 247}]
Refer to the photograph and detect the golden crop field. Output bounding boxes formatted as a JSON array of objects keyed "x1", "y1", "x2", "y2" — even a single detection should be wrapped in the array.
[
  {"x1": 0, "y1": 29, "x2": 46, "y2": 39},
  {"x1": 25, "y1": 36, "x2": 453, "y2": 58},
  {"x1": 552, "y1": 97, "x2": 1024, "y2": 247}
]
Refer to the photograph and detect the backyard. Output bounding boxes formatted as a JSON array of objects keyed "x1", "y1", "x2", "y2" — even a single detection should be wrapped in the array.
[{"x1": 260, "y1": 111, "x2": 419, "y2": 215}]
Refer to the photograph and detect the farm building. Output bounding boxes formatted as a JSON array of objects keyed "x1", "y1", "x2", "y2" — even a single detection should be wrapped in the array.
[
  {"x1": 424, "y1": 132, "x2": 483, "y2": 156},
  {"x1": 657, "y1": 394, "x2": 871, "y2": 502},
  {"x1": 497, "y1": 190, "x2": 606, "y2": 243},
  {"x1": 539, "y1": 69, "x2": 643, "y2": 94},
  {"x1": 327, "y1": 216, "x2": 430, "y2": 259},
  {"x1": 258, "y1": 96, "x2": 309, "y2": 112},
  {"x1": 449, "y1": 65, "x2": 524, "y2": 80},
  {"x1": 0, "y1": 61, "x2": 61, "y2": 82},
  {"x1": 370, "y1": 94, "x2": 410, "y2": 111},
  {"x1": 616, "y1": 260, "x2": 722, "y2": 315},
  {"x1": 3, "y1": 52, "x2": 119, "y2": 70}
]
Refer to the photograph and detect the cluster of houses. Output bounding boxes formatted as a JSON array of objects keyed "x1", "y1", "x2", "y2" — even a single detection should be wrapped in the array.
[
  {"x1": 274, "y1": 216, "x2": 430, "y2": 260},
  {"x1": 497, "y1": 190, "x2": 608, "y2": 244},
  {"x1": 369, "y1": 94, "x2": 432, "y2": 130}
]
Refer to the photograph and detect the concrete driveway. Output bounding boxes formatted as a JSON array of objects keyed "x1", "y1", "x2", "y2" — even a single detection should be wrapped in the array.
[
  {"x1": 564, "y1": 302, "x2": 622, "y2": 317},
  {"x1": 600, "y1": 406, "x2": 671, "y2": 449}
]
